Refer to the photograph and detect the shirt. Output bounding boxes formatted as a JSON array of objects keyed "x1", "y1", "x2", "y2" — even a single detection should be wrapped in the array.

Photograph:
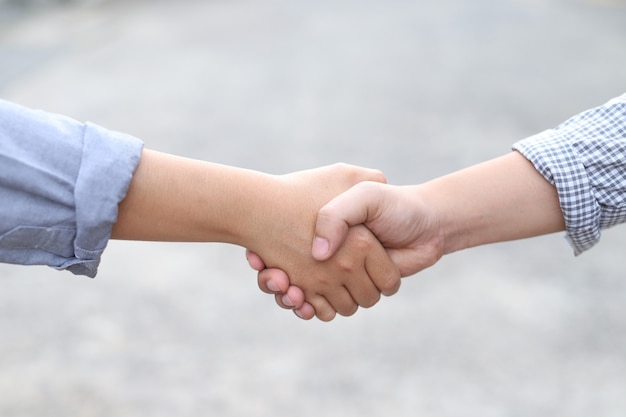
[
  {"x1": 513, "y1": 93, "x2": 626, "y2": 255},
  {"x1": 0, "y1": 99, "x2": 143, "y2": 277}
]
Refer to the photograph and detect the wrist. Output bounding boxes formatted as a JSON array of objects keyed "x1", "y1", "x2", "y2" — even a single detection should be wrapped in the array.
[
  {"x1": 413, "y1": 182, "x2": 468, "y2": 256},
  {"x1": 228, "y1": 173, "x2": 315, "y2": 265},
  {"x1": 418, "y1": 152, "x2": 565, "y2": 255},
  {"x1": 206, "y1": 169, "x2": 284, "y2": 250}
]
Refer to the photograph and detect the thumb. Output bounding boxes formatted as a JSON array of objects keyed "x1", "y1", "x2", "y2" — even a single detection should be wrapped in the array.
[{"x1": 312, "y1": 182, "x2": 382, "y2": 261}]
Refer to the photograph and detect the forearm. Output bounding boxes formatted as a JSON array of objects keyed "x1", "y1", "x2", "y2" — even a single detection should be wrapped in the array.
[
  {"x1": 111, "y1": 150, "x2": 385, "y2": 264},
  {"x1": 419, "y1": 151, "x2": 565, "y2": 254},
  {"x1": 111, "y1": 149, "x2": 277, "y2": 249}
]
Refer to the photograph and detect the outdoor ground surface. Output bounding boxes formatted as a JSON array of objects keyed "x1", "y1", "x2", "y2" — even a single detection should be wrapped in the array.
[{"x1": 1, "y1": 0, "x2": 626, "y2": 416}]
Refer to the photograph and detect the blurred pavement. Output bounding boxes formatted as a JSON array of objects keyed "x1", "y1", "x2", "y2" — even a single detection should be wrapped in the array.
[{"x1": 1, "y1": 0, "x2": 626, "y2": 416}]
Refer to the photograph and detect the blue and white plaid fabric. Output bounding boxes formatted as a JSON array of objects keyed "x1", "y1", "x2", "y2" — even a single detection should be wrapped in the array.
[{"x1": 513, "y1": 93, "x2": 626, "y2": 255}]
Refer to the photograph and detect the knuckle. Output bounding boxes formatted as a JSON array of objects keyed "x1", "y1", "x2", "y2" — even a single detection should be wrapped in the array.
[
  {"x1": 335, "y1": 256, "x2": 358, "y2": 273},
  {"x1": 338, "y1": 304, "x2": 359, "y2": 317},
  {"x1": 381, "y1": 274, "x2": 401, "y2": 296},
  {"x1": 316, "y1": 206, "x2": 335, "y2": 223},
  {"x1": 330, "y1": 162, "x2": 350, "y2": 173},
  {"x1": 360, "y1": 292, "x2": 381, "y2": 309},
  {"x1": 371, "y1": 169, "x2": 387, "y2": 184},
  {"x1": 332, "y1": 228, "x2": 371, "y2": 272},
  {"x1": 349, "y1": 226, "x2": 373, "y2": 249}
]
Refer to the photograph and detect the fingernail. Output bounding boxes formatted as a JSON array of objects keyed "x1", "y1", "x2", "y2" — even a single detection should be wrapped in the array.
[
  {"x1": 312, "y1": 236, "x2": 330, "y2": 259},
  {"x1": 282, "y1": 294, "x2": 294, "y2": 308},
  {"x1": 266, "y1": 280, "x2": 280, "y2": 292}
]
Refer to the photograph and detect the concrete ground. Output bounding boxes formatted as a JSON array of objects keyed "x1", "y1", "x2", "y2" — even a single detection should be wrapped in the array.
[{"x1": 1, "y1": 0, "x2": 626, "y2": 416}]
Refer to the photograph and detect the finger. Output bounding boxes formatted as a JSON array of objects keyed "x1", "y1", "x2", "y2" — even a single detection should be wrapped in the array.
[
  {"x1": 306, "y1": 294, "x2": 337, "y2": 322},
  {"x1": 333, "y1": 227, "x2": 382, "y2": 308},
  {"x1": 312, "y1": 182, "x2": 384, "y2": 261},
  {"x1": 370, "y1": 168, "x2": 387, "y2": 184},
  {"x1": 285, "y1": 285, "x2": 306, "y2": 309},
  {"x1": 344, "y1": 277, "x2": 380, "y2": 309},
  {"x1": 321, "y1": 286, "x2": 359, "y2": 317},
  {"x1": 246, "y1": 249, "x2": 266, "y2": 271},
  {"x1": 257, "y1": 268, "x2": 290, "y2": 294},
  {"x1": 365, "y1": 246, "x2": 402, "y2": 297},
  {"x1": 345, "y1": 164, "x2": 388, "y2": 185},
  {"x1": 342, "y1": 225, "x2": 401, "y2": 298},
  {"x1": 273, "y1": 287, "x2": 311, "y2": 311},
  {"x1": 274, "y1": 293, "x2": 293, "y2": 310},
  {"x1": 294, "y1": 302, "x2": 316, "y2": 320}
]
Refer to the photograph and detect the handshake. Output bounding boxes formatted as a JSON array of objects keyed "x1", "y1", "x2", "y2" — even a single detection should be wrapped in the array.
[
  {"x1": 6, "y1": 95, "x2": 621, "y2": 316},
  {"x1": 244, "y1": 162, "x2": 432, "y2": 322},
  {"x1": 112, "y1": 149, "x2": 565, "y2": 322},
  {"x1": 243, "y1": 151, "x2": 565, "y2": 321}
]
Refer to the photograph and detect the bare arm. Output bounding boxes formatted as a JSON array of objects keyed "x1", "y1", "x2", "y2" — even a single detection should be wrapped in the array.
[
  {"x1": 419, "y1": 151, "x2": 564, "y2": 255},
  {"x1": 112, "y1": 149, "x2": 279, "y2": 246},
  {"x1": 255, "y1": 92, "x2": 626, "y2": 318},
  {"x1": 112, "y1": 149, "x2": 400, "y2": 321},
  {"x1": 311, "y1": 151, "x2": 565, "y2": 277},
  {"x1": 250, "y1": 151, "x2": 564, "y2": 317}
]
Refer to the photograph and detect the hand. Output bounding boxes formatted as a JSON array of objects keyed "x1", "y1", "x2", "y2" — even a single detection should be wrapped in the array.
[
  {"x1": 247, "y1": 222, "x2": 405, "y2": 320},
  {"x1": 247, "y1": 165, "x2": 401, "y2": 322},
  {"x1": 250, "y1": 181, "x2": 440, "y2": 319},
  {"x1": 312, "y1": 181, "x2": 443, "y2": 277},
  {"x1": 253, "y1": 152, "x2": 567, "y2": 318},
  {"x1": 310, "y1": 152, "x2": 564, "y2": 272}
]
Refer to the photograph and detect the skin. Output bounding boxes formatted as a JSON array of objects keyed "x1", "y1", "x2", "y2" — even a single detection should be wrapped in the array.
[
  {"x1": 111, "y1": 149, "x2": 400, "y2": 321},
  {"x1": 249, "y1": 151, "x2": 566, "y2": 320}
]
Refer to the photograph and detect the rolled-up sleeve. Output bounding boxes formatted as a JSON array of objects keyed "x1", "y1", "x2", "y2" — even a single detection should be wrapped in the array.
[
  {"x1": 513, "y1": 93, "x2": 626, "y2": 255},
  {"x1": 0, "y1": 99, "x2": 143, "y2": 277}
]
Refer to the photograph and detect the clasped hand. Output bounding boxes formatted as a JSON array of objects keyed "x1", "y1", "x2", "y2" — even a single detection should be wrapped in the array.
[
  {"x1": 246, "y1": 152, "x2": 566, "y2": 321},
  {"x1": 244, "y1": 165, "x2": 403, "y2": 322},
  {"x1": 247, "y1": 179, "x2": 445, "y2": 321}
]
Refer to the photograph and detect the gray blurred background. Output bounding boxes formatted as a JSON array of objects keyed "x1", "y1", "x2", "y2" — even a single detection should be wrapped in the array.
[{"x1": 1, "y1": 0, "x2": 626, "y2": 416}]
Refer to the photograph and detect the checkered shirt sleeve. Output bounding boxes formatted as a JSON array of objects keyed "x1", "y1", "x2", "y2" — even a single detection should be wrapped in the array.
[{"x1": 513, "y1": 93, "x2": 626, "y2": 255}]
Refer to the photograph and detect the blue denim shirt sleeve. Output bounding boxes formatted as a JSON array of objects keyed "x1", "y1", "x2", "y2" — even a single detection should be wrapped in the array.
[{"x1": 0, "y1": 99, "x2": 143, "y2": 277}]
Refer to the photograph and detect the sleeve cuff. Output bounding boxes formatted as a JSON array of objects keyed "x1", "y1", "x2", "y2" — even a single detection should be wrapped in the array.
[
  {"x1": 513, "y1": 130, "x2": 601, "y2": 256},
  {"x1": 68, "y1": 122, "x2": 143, "y2": 277}
]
